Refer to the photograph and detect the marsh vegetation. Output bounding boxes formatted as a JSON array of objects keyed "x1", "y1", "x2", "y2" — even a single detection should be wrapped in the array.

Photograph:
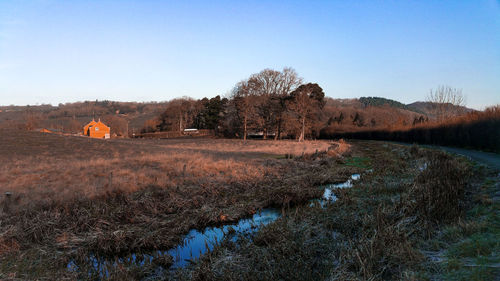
[
  {"x1": 0, "y1": 129, "x2": 353, "y2": 279},
  {"x1": 0, "y1": 129, "x2": 497, "y2": 280}
]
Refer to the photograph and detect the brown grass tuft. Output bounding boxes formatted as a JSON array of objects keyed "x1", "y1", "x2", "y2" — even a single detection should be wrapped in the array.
[{"x1": 407, "y1": 151, "x2": 470, "y2": 224}]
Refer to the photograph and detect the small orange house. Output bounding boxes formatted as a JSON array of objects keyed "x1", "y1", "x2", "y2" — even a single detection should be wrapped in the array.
[{"x1": 83, "y1": 119, "x2": 110, "y2": 139}]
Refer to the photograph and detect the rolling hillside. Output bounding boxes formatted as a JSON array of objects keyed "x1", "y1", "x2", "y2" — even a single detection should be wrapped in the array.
[{"x1": 0, "y1": 97, "x2": 474, "y2": 137}]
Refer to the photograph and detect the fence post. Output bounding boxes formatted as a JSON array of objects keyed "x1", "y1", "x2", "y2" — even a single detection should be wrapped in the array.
[
  {"x1": 3, "y1": 192, "x2": 12, "y2": 213},
  {"x1": 108, "y1": 172, "x2": 113, "y2": 189},
  {"x1": 182, "y1": 164, "x2": 187, "y2": 182}
]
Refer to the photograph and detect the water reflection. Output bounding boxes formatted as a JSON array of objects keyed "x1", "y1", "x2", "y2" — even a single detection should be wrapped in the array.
[
  {"x1": 312, "y1": 173, "x2": 361, "y2": 207},
  {"x1": 68, "y1": 174, "x2": 361, "y2": 277},
  {"x1": 68, "y1": 209, "x2": 281, "y2": 277},
  {"x1": 167, "y1": 208, "x2": 280, "y2": 269}
]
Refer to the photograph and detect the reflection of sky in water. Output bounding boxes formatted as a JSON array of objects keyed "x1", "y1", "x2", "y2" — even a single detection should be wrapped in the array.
[
  {"x1": 68, "y1": 174, "x2": 362, "y2": 277},
  {"x1": 167, "y1": 208, "x2": 280, "y2": 269},
  {"x1": 419, "y1": 162, "x2": 428, "y2": 171},
  {"x1": 68, "y1": 209, "x2": 281, "y2": 277},
  {"x1": 312, "y1": 173, "x2": 361, "y2": 207}
]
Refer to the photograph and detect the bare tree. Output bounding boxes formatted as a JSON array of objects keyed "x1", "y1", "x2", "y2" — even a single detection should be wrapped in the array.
[
  {"x1": 67, "y1": 118, "x2": 82, "y2": 133},
  {"x1": 141, "y1": 119, "x2": 159, "y2": 133},
  {"x1": 232, "y1": 77, "x2": 261, "y2": 141},
  {"x1": 23, "y1": 109, "x2": 44, "y2": 131},
  {"x1": 274, "y1": 67, "x2": 302, "y2": 139},
  {"x1": 157, "y1": 97, "x2": 198, "y2": 132},
  {"x1": 250, "y1": 68, "x2": 302, "y2": 139},
  {"x1": 103, "y1": 115, "x2": 128, "y2": 136},
  {"x1": 287, "y1": 83, "x2": 325, "y2": 142},
  {"x1": 427, "y1": 86, "x2": 466, "y2": 120},
  {"x1": 251, "y1": 69, "x2": 280, "y2": 139},
  {"x1": 228, "y1": 68, "x2": 303, "y2": 140}
]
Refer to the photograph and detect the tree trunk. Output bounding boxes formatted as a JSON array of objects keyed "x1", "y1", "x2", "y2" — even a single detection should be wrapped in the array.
[
  {"x1": 299, "y1": 116, "x2": 305, "y2": 142},
  {"x1": 179, "y1": 113, "x2": 183, "y2": 132},
  {"x1": 243, "y1": 114, "x2": 247, "y2": 142},
  {"x1": 275, "y1": 116, "x2": 282, "y2": 140}
]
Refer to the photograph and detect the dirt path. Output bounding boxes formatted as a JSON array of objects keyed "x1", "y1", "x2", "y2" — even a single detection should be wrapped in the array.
[
  {"x1": 427, "y1": 146, "x2": 500, "y2": 170},
  {"x1": 391, "y1": 142, "x2": 500, "y2": 170}
]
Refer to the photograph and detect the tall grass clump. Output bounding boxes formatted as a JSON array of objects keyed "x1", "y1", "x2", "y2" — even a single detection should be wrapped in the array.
[
  {"x1": 333, "y1": 149, "x2": 473, "y2": 279},
  {"x1": 407, "y1": 152, "x2": 470, "y2": 224}
]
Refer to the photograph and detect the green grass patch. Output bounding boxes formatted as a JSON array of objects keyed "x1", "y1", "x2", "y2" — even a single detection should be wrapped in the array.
[
  {"x1": 445, "y1": 257, "x2": 463, "y2": 271},
  {"x1": 343, "y1": 156, "x2": 371, "y2": 169},
  {"x1": 467, "y1": 204, "x2": 492, "y2": 217},
  {"x1": 261, "y1": 153, "x2": 288, "y2": 159},
  {"x1": 443, "y1": 255, "x2": 499, "y2": 281},
  {"x1": 444, "y1": 266, "x2": 497, "y2": 281},
  {"x1": 447, "y1": 232, "x2": 499, "y2": 258},
  {"x1": 434, "y1": 170, "x2": 500, "y2": 281},
  {"x1": 483, "y1": 178, "x2": 497, "y2": 187}
]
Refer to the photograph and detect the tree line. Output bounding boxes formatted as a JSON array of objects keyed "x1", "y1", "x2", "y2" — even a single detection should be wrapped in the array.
[
  {"x1": 146, "y1": 68, "x2": 326, "y2": 141},
  {"x1": 359, "y1": 97, "x2": 419, "y2": 113},
  {"x1": 4, "y1": 74, "x2": 488, "y2": 144},
  {"x1": 321, "y1": 105, "x2": 500, "y2": 152}
]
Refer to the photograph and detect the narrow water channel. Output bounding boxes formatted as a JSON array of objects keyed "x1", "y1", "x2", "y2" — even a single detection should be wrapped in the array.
[
  {"x1": 167, "y1": 208, "x2": 280, "y2": 269},
  {"x1": 68, "y1": 173, "x2": 361, "y2": 277},
  {"x1": 314, "y1": 173, "x2": 360, "y2": 207}
]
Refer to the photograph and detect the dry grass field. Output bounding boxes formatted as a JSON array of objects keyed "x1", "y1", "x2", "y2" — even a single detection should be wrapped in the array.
[
  {"x1": 0, "y1": 130, "x2": 335, "y2": 203},
  {"x1": 0, "y1": 129, "x2": 354, "y2": 279},
  {"x1": 0, "y1": 129, "x2": 497, "y2": 280}
]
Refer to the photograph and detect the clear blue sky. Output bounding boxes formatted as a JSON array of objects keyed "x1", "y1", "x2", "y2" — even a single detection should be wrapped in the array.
[{"x1": 0, "y1": 0, "x2": 499, "y2": 109}]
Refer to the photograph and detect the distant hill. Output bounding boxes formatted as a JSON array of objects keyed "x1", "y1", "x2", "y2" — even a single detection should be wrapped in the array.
[
  {"x1": 407, "y1": 102, "x2": 435, "y2": 117},
  {"x1": 321, "y1": 97, "x2": 428, "y2": 135},
  {"x1": 0, "y1": 101, "x2": 169, "y2": 136},
  {"x1": 407, "y1": 101, "x2": 475, "y2": 119},
  {"x1": 355, "y1": 97, "x2": 475, "y2": 119},
  {"x1": 359, "y1": 97, "x2": 424, "y2": 114},
  {"x1": 0, "y1": 97, "x2": 477, "y2": 137}
]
